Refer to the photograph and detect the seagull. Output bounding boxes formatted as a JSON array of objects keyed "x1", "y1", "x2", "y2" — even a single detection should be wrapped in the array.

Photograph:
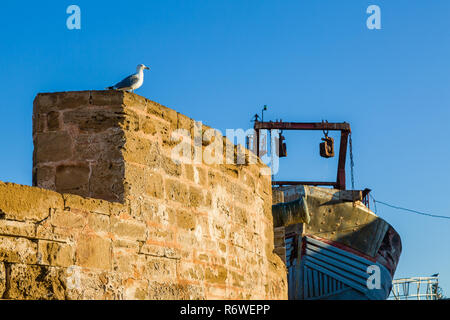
[{"x1": 106, "y1": 64, "x2": 150, "y2": 92}]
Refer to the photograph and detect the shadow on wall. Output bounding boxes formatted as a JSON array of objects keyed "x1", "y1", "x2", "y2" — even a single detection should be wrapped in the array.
[{"x1": 33, "y1": 91, "x2": 128, "y2": 202}]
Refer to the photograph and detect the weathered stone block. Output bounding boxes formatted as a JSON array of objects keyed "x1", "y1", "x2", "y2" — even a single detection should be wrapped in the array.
[
  {"x1": 76, "y1": 234, "x2": 111, "y2": 270},
  {"x1": 188, "y1": 186, "x2": 203, "y2": 208},
  {"x1": 229, "y1": 270, "x2": 245, "y2": 287},
  {"x1": 38, "y1": 240, "x2": 75, "y2": 267},
  {"x1": 32, "y1": 113, "x2": 47, "y2": 135},
  {"x1": 177, "y1": 232, "x2": 199, "y2": 249},
  {"x1": 0, "y1": 236, "x2": 37, "y2": 264},
  {"x1": 207, "y1": 170, "x2": 224, "y2": 188},
  {"x1": 123, "y1": 278, "x2": 149, "y2": 300},
  {"x1": 146, "y1": 224, "x2": 175, "y2": 243},
  {"x1": 0, "y1": 220, "x2": 36, "y2": 238},
  {"x1": 63, "y1": 193, "x2": 110, "y2": 215},
  {"x1": 4, "y1": 264, "x2": 66, "y2": 300},
  {"x1": 161, "y1": 155, "x2": 182, "y2": 176},
  {"x1": 47, "y1": 111, "x2": 61, "y2": 131},
  {"x1": 111, "y1": 217, "x2": 147, "y2": 241},
  {"x1": 153, "y1": 119, "x2": 174, "y2": 146},
  {"x1": 34, "y1": 165, "x2": 55, "y2": 190},
  {"x1": 33, "y1": 93, "x2": 58, "y2": 114},
  {"x1": 0, "y1": 262, "x2": 5, "y2": 297},
  {"x1": 122, "y1": 108, "x2": 140, "y2": 132},
  {"x1": 196, "y1": 167, "x2": 207, "y2": 186},
  {"x1": 165, "y1": 178, "x2": 189, "y2": 204},
  {"x1": 123, "y1": 163, "x2": 149, "y2": 199},
  {"x1": 51, "y1": 210, "x2": 85, "y2": 229},
  {"x1": 145, "y1": 172, "x2": 164, "y2": 199},
  {"x1": 73, "y1": 130, "x2": 125, "y2": 162},
  {"x1": 88, "y1": 214, "x2": 110, "y2": 233},
  {"x1": 58, "y1": 91, "x2": 91, "y2": 109},
  {"x1": 176, "y1": 209, "x2": 196, "y2": 231},
  {"x1": 0, "y1": 182, "x2": 63, "y2": 222},
  {"x1": 145, "y1": 98, "x2": 166, "y2": 116},
  {"x1": 56, "y1": 164, "x2": 90, "y2": 196},
  {"x1": 206, "y1": 285, "x2": 228, "y2": 299},
  {"x1": 177, "y1": 262, "x2": 205, "y2": 282},
  {"x1": 140, "y1": 115, "x2": 157, "y2": 135},
  {"x1": 113, "y1": 239, "x2": 140, "y2": 251},
  {"x1": 34, "y1": 131, "x2": 73, "y2": 163},
  {"x1": 124, "y1": 92, "x2": 148, "y2": 112},
  {"x1": 36, "y1": 224, "x2": 72, "y2": 243},
  {"x1": 147, "y1": 281, "x2": 204, "y2": 300},
  {"x1": 109, "y1": 201, "x2": 128, "y2": 217},
  {"x1": 234, "y1": 205, "x2": 249, "y2": 226},
  {"x1": 64, "y1": 109, "x2": 124, "y2": 133},
  {"x1": 184, "y1": 164, "x2": 194, "y2": 182},
  {"x1": 89, "y1": 160, "x2": 125, "y2": 202},
  {"x1": 123, "y1": 134, "x2": 153, "y2": 166},
  {"x1": 177, "y1": 113, "x2": 193, "y2": 132},
  {"x1": 72, "y1": 137, "x2": 103, "y2": 162},
  {"x1": 146, "y1": 100, "x2": 177, "y2": 127},
  {"x1": 140, "y1": 255, "x2": 177, "y2": 281},
  {"x1": 139, "y1": 243, "x2": 180, "y2": 259},
  {"x1": 141, "y1": 201, "x2": 176, "y2": 226},
  {"x1": 90, "y1": 90, "x2": 125, "y2": 106},
  {"x1": 112, "y1": 252, "x2": 136, "y2": 274},
  {"x1": 221, "y1": 165, "x2": 239, "y2": 179},
  {"x1": 240, "y1": 172, "x2": 255, "y2": 191},
  {"x1": 63, "y1": 268, "x2": 122, "y2": 300}
]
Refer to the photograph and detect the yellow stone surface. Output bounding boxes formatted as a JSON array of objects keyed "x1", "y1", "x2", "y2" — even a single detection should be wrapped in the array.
[{"x1": 0, "y1": 91, "x2": 287, "y2": 300}]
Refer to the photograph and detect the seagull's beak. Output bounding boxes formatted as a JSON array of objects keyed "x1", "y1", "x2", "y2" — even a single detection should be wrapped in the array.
[{"x1": 145, "y1": 66, "x2": 150, "y2": 70}]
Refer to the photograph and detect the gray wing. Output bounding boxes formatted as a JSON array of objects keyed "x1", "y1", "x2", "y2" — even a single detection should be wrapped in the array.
[{"x1": 113, "y1": 74, "x2": 139, "y2": 89}]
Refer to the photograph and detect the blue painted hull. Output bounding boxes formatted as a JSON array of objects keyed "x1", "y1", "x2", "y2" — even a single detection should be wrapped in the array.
[{"x1": 288, "y1": 236, "x2": 393, "y2": 300}]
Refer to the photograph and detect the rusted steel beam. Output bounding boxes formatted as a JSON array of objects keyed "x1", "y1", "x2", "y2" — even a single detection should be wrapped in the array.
[
  {"x1": 336, "y1": 131, "x2": 349, "y2": 190},
  {"x1": 254, "y1": 121, "x2": 351, "y2": 132},
  {"x1": 272, "y1": 181, "x2": 338, "y2": 187},
  {"x1": 256, "y1": 126, "x2": 260, "y2": 158},
  {"x1": 254, "y1": 120, "x2": 351, "y2": 190}
]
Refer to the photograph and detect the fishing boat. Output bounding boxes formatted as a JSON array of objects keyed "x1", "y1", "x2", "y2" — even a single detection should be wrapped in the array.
[
  {"x1": 272, "y1": 185, "x2": 401, "y2": 300},
  {"x1": 252, "y1": 119, "x2": 402, "y2": 300}
]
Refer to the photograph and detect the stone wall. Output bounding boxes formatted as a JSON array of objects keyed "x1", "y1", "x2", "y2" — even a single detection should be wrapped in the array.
[{"x1": 0, "y1": 91, "x2": 287, "y2": 299}]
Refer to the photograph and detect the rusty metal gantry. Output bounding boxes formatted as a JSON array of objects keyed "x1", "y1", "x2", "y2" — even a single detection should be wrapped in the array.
[{"x1": 254, "y1": 120, "x2": 351, "y2": 190}]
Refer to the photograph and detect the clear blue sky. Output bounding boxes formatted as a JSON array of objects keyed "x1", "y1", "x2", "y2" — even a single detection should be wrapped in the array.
[{"x1": 0, "y1": 1, "x2": 449, "y2": 296}]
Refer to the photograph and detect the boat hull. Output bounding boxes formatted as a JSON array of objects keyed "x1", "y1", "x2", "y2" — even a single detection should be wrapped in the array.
[
  {"x1": 290, "y1": 236, "x2": 393, "y2": 300},
  {"x1": 273, "y1": 185, "x2": 402, "y2": 300}
]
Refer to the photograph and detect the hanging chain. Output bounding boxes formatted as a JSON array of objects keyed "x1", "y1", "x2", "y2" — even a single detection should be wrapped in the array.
[
  {"x1": 349, "y1": 133, "x2": 355, "y2": 190},
  {"x1": 322, "y1": 120, "x2": 329, "y2": 137}
]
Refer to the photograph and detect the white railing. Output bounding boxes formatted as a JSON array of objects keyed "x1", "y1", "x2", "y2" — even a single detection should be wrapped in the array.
[{"x1": 389, "y1": 276, "x2": 439, "y2": 300}]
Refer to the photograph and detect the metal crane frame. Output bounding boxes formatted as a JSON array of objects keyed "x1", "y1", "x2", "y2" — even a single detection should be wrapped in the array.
[{"x1": 253, "y1": 120, "x2": 351, "y2": 190}]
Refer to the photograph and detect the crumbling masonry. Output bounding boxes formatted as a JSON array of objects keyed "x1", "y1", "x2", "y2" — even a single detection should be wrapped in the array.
[{"x1": 0, "y1": 91, "x2": 287, "y2": 299}]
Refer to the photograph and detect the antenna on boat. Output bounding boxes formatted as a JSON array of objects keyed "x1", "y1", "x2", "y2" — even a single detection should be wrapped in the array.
[{"x1": 261, "y1": 105, "x2": 267, "y2": 123}]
